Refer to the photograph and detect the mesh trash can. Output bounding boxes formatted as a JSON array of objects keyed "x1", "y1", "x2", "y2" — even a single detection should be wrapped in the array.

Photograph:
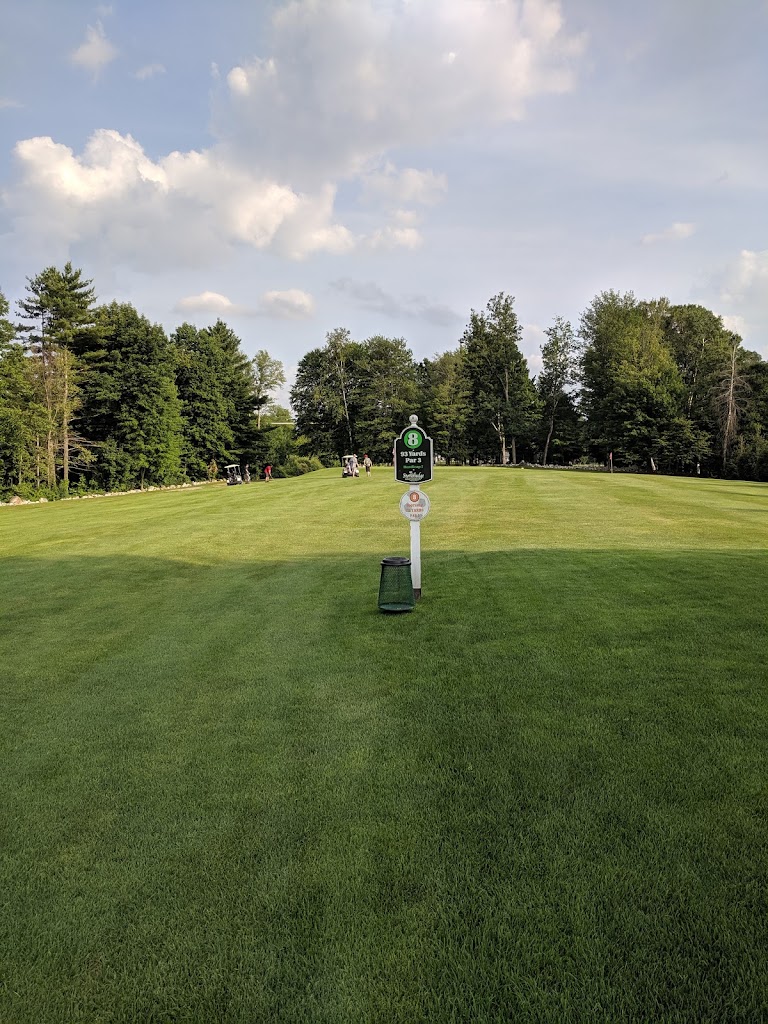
[{"x1": 378, "y1": 557, "x2": 415, "y2": 612}]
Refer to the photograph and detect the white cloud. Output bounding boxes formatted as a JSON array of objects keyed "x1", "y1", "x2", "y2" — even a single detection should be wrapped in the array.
[
  {"x1": 259, "y1": 289, "x2": 315, "y2": 319},
  {"x1": 0, "y1": 98, "x2": 22, "y2": 110},
  {"x1": 361, "y1": 163, "x2": 448, "y2": 206},
  {"x1": 4, "y1": 130, "x2": 357, "y2": 269},
  {"x1": 70, "y1": 22, "x2": 118, "y2": 77},
  {"x1": 175, "y1": 291, "x2": 241, "y2": 314},
  {"x1": 3, "y1": 2, "x2": 589, "y2": 280},
  {"x1": 713, "y1": 250, "x2": 768, "y2": 353},
  {"x1": 134, "y1": 64, "x2": 166, "y2": 81},
  {"x1": 720, "y1": 249, "x2": 768, "y2": 303},
  {"x1": 721, "y1": 314, "x2": 747, "y2": 337},
  {"x1": 369, "y1": 225, "x2": 423, "y2": 250},
  {"x1": 174, "y1": 288, "x2": 315, "y2": 320},
  {"x1": 220, "y1": 0, "x2": 586, "y2": 185},
  {"x1": 641, "y1": 222, "x2": 696, "y2": 245},
  {"x1": 522, "y1": 323, "x2": 547, "y2": 376}
]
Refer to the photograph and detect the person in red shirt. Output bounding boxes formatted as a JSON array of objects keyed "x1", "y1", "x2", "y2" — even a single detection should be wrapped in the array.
[{"x1": 264, "y1": 464, "x2": 272, "y2": 481}]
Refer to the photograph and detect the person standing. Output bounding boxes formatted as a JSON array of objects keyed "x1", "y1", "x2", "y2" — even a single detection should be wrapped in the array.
[
  {"x1": 264, "y1": 464, "x2": 272, "y2": 481},
  {"x1": 363, "y1": 454, "x2": 372, "y2": 477},
  {"x1": 350, "y1": 454, "x2": 359, "y2": 477}
]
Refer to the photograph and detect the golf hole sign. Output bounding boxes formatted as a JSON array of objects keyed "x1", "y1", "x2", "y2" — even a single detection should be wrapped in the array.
[
  {"x1": 394, "y1": 416, "x2": 433, "y2": 484},
  {"x1": 400, "y1": 489, "x2": 430, "y2": 522}
]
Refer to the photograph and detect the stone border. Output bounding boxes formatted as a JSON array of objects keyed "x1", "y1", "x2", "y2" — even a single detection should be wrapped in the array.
[{"x1": 0, "y1": 480, "x2": 219, "y2": 508}]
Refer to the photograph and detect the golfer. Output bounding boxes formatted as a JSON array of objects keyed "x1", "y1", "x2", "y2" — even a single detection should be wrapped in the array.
[{"x1": 363, "y1": 454, "x2": 372, "y2": 477}]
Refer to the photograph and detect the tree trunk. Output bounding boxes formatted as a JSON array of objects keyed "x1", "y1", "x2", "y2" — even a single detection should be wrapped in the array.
[
  {"x1": 62, "y1": 363, "x2": 69, "y2": 488},
  {"x1": 543, "y1": 415, "x2": 554, "y2": 465},
  {"x1": 511, "y1": 436, "x2": 517, "y2": 465},
  {"x1": 720, "y1": 343, "x2": 742, "y2": 470},
  {"x1": 47, "y1": 429, "x2": 55, "y2": 487}
]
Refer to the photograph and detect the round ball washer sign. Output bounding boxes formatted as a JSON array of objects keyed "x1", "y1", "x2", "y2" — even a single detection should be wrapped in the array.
[{"x1": 400, "y1": 489, "x2": 430, "y2": 521}]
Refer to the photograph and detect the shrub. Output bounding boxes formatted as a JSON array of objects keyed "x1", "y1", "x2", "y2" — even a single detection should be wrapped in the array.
[{"x1": 280, "y1": 455, "x2": 324, "y2": 477}]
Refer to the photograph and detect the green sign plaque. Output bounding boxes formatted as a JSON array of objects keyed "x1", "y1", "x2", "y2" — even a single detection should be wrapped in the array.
[{"x1": 394, "y1": 416, "x2": 433, "y2": 484}]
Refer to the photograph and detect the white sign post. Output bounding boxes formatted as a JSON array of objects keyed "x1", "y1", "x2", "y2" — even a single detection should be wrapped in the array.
[
  {"x1": 399, "y1": 488, "x2": 430, "y2": 598},
  {"x1": 394, "y1": 414, "x2": 433, "y2": 601}
]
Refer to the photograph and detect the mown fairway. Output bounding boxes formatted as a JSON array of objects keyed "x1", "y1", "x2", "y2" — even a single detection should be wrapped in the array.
[{"x1": 1, "y1": 468, "x2": 767, "y2": 1024}]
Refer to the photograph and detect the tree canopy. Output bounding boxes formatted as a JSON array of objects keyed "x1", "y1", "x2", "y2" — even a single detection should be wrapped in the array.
[{"x1": 1, "y1": 265, "x2": 767, "y2": 501}]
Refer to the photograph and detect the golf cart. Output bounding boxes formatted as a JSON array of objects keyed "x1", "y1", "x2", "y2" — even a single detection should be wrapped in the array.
[
  {"x1": 225, "y1": 463, "x2": 243, "y2": 485},
  {"x1": 342, "y1": 455, "x2": 359, "y2": 478}
]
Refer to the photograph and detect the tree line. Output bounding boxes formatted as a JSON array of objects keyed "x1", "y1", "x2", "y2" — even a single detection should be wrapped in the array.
[
  {"x1": 292, "y1": 292, "x2": 768, "y2": 480},
  {"x1": 2, "y1": 265, "x2": 767, "y2": 501},
  {"x1": 0, "y1": 264, "x2": 298, "y2": 500}
]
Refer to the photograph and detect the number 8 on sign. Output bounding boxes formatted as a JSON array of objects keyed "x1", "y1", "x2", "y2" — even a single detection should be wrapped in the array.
[{"x1": 405, "y1": 430, "x2": 423, "y2": 448}]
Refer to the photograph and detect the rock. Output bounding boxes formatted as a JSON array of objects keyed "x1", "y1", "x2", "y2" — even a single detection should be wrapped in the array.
[
  {"x1": 39, "y1": 497, "x2": 48, "y2": 503},
  {"x1": 9, "y1": 495, "x2": 24, "y2": 505}
]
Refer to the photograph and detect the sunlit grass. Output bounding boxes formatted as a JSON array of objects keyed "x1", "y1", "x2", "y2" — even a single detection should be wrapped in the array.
[{"x1": 1, "y1": 469, "x2": 766, "y2": 1022}]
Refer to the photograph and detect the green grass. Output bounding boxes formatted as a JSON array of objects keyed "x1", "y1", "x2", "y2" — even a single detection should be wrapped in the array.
[{"x1": 1, "y1": 468, "x2": 766, "y2": 1023}]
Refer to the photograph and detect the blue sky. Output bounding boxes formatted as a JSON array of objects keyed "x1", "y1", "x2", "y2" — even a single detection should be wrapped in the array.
[{"x1": 1, "y1": 0, "x2": 766, "y2": 400}]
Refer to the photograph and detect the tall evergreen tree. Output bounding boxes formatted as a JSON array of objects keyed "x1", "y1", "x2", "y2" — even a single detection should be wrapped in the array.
[
  {"x1": 172, "y1": 323, "x2": 235, "y2": 478},
  {"x1": 198, "y1": 320, "x2": 262, "y2": 465},
  {"x1": 0, "y1": 292, "x2": 43, "y2": 491},
  {"x1": 16, "y1": 263, "x2": 97, "y2": 488},
  {"x1": 80, "y1": 303, "x2": 183, "y2": 489},
  {"x1": 0, "y1": 291, "x2": 14, "y2": 349}
]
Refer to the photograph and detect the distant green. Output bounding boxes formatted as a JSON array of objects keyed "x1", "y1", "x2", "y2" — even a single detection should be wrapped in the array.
[{"x1": 1, "y1": 468, "x2": 766, "y2": 1024}]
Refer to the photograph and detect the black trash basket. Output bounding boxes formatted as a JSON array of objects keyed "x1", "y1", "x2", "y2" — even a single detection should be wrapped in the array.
[{"x1": 378, "y1": 557, "x2": 415, "y2": 612}]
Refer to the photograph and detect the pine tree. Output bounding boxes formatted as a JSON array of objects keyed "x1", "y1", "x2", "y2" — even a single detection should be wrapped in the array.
[
  {"x1": 16, "y1": 263, "x2": 96, "y2": 489},
  {"x1": 172, "y1": 323, "x2": 236, "y2": 478},
  {"x1": 81, "y1": 303, "x2": 183, "y2": 489},
  {"x1": 0, "y1": 292, "x2": 43, "y2": 491}
]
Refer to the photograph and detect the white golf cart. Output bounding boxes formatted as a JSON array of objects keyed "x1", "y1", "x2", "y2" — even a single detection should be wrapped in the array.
[
  {"x1": 341, "y1": 455, "x2": 360, "y2": 478},
  {"x1": 225, "y1": 464, "x2": 243, "y2": 485}
]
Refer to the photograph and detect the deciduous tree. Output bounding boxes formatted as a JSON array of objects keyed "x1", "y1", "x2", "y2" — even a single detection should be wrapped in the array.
[
  {"x1": 538, "y1": 316, "x2": 577, "y2": 465},
  {"x1": 461, "y1": 293, "x2": 537, "y2": 464}
]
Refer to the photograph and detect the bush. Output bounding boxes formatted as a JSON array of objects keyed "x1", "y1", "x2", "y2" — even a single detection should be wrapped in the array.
[
  {"x1": 0, "y1": 481, "x2": 62, "y2": 503},
  {"x1": 280, "y1": 455, "x2": 325, "y2": 477}
]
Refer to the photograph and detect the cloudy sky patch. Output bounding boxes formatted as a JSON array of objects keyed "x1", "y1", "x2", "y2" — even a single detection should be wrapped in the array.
[
  {"x1": 0, "y1": 0, "x2": 766, "y2": 375},
  {"x1": 641, "y1": 222, "x2": 696, "y2": 245},
  {"x1": 69, "y1": 21, "x2": 118, "y2": 77}
]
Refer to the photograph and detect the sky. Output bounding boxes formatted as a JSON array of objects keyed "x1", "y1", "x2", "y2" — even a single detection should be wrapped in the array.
[{"x1": 1, "y1": 0, "x2": 766, "y2": 403}]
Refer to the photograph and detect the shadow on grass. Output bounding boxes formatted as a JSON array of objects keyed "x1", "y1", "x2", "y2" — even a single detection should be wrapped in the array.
[{"x1": 1, "y1": 548, "x2": 767, "y2": 1023}]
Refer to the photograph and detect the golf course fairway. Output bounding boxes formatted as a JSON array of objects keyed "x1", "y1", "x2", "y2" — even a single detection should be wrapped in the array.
[{"x1": 1, "y1": 468, "x2": 766, "y2": 1023}]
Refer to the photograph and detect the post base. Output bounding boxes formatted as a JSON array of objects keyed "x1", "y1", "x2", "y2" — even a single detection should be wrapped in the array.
[{"x1": 413, "y1": 588, "x2": 422, "y2": 601}]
